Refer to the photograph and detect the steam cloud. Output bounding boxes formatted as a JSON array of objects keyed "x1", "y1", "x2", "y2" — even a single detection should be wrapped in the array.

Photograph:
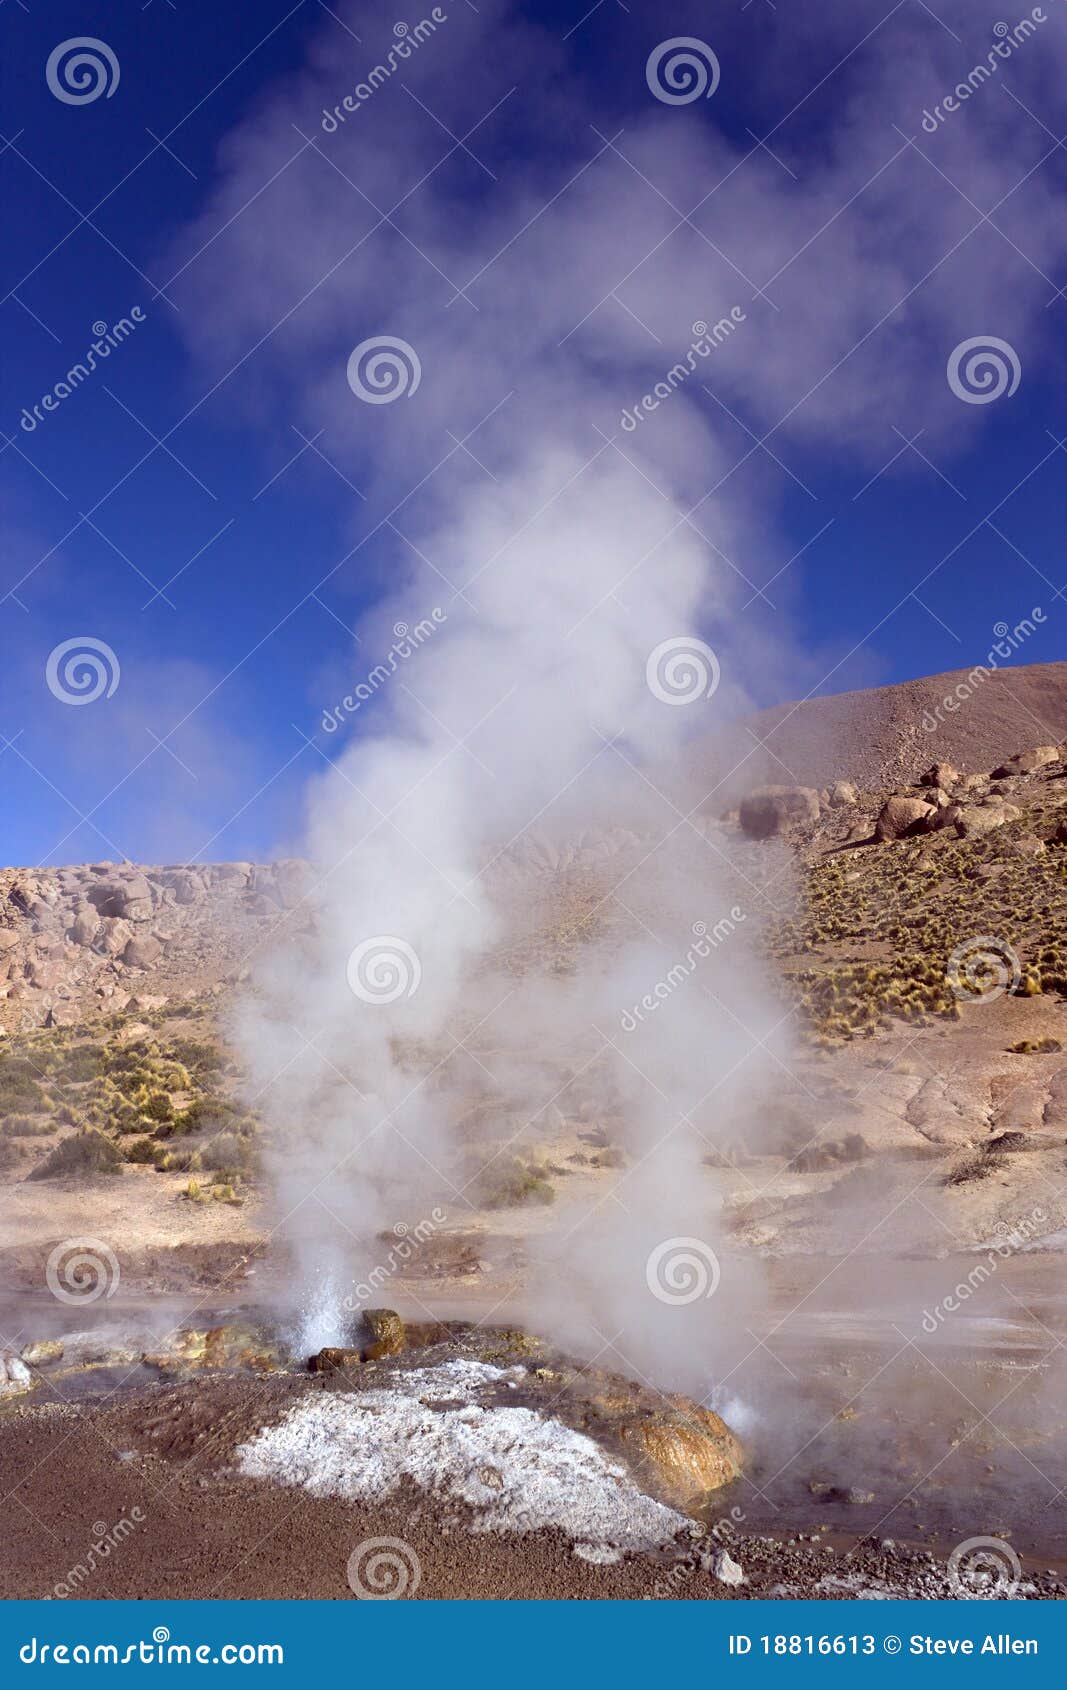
[{"x1": 165, "y1": 0, "x2": 1067, "y2": 1387}]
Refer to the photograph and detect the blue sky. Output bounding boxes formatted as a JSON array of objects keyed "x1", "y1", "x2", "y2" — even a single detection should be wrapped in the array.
[{"x1": 2, "y1": 0, "x2": 1065, "y2": 866}]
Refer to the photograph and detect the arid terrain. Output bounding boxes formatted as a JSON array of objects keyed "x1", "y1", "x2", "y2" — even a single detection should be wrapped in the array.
[{"x1": 4, "y1": 661, "x2": 1067, "y2": 1600}]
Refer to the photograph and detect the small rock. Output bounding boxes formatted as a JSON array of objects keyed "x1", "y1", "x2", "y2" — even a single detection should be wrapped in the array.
[
  {"x1": 308, "y1": 1347, "x2": 364, "y2": 1373},
  {"x1": 706, "y1": 1548, "x2": 745, "y2": 1586}
]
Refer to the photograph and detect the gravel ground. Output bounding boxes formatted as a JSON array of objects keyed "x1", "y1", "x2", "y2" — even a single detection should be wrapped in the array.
[{"x1": 1, "y1": 1374, "x2": 1063, "y2": 1601}]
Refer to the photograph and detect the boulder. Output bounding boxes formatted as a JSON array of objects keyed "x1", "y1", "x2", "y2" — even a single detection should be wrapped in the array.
[
  {"x1": 919, "y1": 761, "x2": 959, "y2": 789},
  {"x1": 947, "y1": 801, "x2": 1021, "y2": 838},
  {"x1": 618, "y1": 1404, "x2": 742, "y2": 1504},
  {"x1": 21, "y1": 1339, "x2": 63, "y2": 1366},
  {"x1": 308, "y1": 1346, "x2": 364, "y2": 1373},
  {"x1": 992, "y1": 747, "x2": 1060, "y2": 778},
  {"x1": 738, "y1": 786, "x2": 820, "y2": 839},
  {"x1": 95, "y1": 918, "x2": 133, "y2": 957},
  {"x1": 362, "y1": 1307, "x2": 405, "y2": 1359},
  {"x1": 874, "y1": 795, "x2": 935, "y2": 841},
  {"x1": 122, "y1": 933, "x2": 162, "y2": 970},
  {"x1": 828, "y1": 781, "x2": 857, "y2": 807},
  {"x1": 158, "y1": 869, "x2": 204, "y2": 905},
  {"x1": 0, "y1": 1353, "x2": 34, "y2": 1398},
  {"x1": 69, "y1": 908, "x2": 99, "y2": 947}
]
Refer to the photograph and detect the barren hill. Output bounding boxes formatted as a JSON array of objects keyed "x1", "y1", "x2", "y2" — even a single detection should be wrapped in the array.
[{"x1": 709, "y1": 659, "x2": 1067, "y2": 796}]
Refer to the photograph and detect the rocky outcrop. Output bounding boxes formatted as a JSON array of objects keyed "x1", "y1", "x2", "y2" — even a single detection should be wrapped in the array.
[{"x1": 0, "y1": 860, "x2": 314, "y2": 1031}]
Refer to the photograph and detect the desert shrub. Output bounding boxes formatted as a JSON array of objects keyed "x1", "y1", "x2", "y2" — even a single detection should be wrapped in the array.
[
  {"x1": 473, "y1": 1154, "x2": 555, "y2": 1209},
  {"x1": 944, "y1": 1149, "x2": 1008, "y2": 1187},
  {"x1": 27, "y1": 1128, "x2": 123, "y2": 1180},
  {"x1": 169, "y1": 1039, "x2": 226, "y2": 1076},
  {"x1": 169, "y1": 1095, "x2": 239, "y2": 1136},
  {"x1": 157, "y1": 1147, "x2": 201, "y2": 1173},
  {"x1": 140, "y1": 1089, "x2": 175, "y2": 1124},
  {"x1": 52, "y1": 1044, "x2": 104, "y2": 1084},
  {"x1": 125, "y1": 1135, "x2": 166, "y2": 1166},
  {"x1": 200, "y1": 1132, "x2": 257, "y2": 1178},
  {"x1": 0, "y1": 1114, "x2": 57, "y2": 1137},
  {"x1": 0, "y1": 1058, "x2": 44, "y2": 1114}
]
